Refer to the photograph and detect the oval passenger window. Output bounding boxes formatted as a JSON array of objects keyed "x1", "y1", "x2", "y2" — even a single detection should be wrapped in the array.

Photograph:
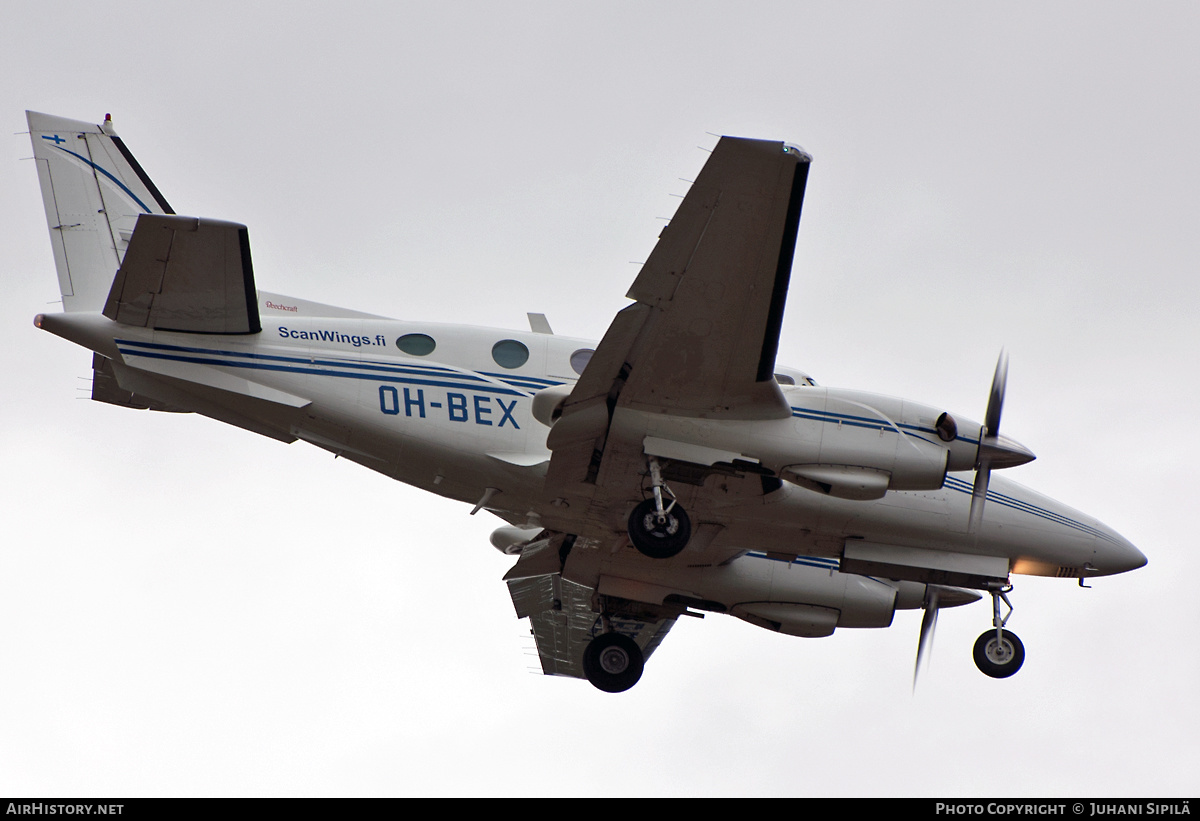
[
  {"x1": 492, "y1": 339, "x2": 530, "y2": 369},
  {"x1": 570, "y1": 348, "x2": 594, "y2": 375},
  {"x1": 396, "y1": 333, "x2": 436, "y2": 356}
]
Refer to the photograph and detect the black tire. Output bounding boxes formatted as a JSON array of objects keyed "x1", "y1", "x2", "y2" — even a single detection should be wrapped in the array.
[
  {"x1": 627, "y1": 498, "x2": 691, "y2": 559},
  {"x1": 973, "y1": 630, "x2": 1026, "y2": 678},
  {"x1": 582, "y1": 632, "x2": 645, "y2": 693}
]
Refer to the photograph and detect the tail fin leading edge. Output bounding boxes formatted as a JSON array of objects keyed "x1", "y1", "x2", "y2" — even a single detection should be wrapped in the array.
[{"x1": 27, "y1": 111, "x2": 174, "y2": 312}]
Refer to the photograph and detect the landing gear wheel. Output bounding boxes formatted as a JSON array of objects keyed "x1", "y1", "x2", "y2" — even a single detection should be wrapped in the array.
[
  {"x1": 582, "y1": 632, "x2": 644, "y2": 693},
  {"x1": 627, "y1": 498, "x2": 692, "y2": 559},
  {"x1": 973, "y1": 630, "x2": 1025, "y2": 678}
]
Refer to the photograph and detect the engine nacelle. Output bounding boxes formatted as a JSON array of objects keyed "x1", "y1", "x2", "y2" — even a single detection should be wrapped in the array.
[
  {"x1": 776, "y1": 388, "x2": 970, "y2": 495},
  {"x1": 531, "y1": 384, "x2": 573, "y2": 427},
  {"x1": 731, "y1": 565, "x2": 899, "y2": 637},
  {"x1": 489, "y1": 526, "x2": 543, "y2": 555},
  {"x1": 619, "y1": 386, "x2": 983, "y2": 499}
]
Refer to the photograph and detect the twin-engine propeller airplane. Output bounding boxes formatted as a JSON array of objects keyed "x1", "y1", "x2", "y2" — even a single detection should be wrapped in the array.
[{"x1": 26, "y1": 111, "x2": 1146, "y2": 692}]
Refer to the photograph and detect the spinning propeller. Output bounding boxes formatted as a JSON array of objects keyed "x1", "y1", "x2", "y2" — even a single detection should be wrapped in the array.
[
  {"x1": 912, "y1": 355, "x2": 1035, "y2": 688},
  {"x1": 968, "y1": 351, "x2": 1036, "y2": 534},
  {"x1": 913, "y1": 587, "x2": 939, "y2": 690},
  {"x1": 911, "y1": 584, "x2": 984, "y2": 688}
]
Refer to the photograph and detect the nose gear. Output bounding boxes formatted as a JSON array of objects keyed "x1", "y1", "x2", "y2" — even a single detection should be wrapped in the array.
[{"x1": 973, "y1": 583, "x2": 1025, "y2": 678}]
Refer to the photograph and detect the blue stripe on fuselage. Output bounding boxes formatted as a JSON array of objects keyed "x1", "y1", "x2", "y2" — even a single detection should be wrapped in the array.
[{"x1": 115, "y1": 339, "x2": 534, "y2": 397}]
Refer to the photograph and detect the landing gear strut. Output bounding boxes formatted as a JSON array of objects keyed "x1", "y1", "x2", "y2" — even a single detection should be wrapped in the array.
[
  {"x1": 582, "y1": 632, "x2": 644, "y2": 693},
  {"x1": 973, "y1": 584, "x2": 1025, "y2": 678},
  {"x1": 627, "y1": 457, "x2": 691, "y2": 559}
]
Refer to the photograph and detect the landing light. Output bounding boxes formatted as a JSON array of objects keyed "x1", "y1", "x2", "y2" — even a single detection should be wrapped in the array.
[{"x1": 33, "y1": 314, "x2": 44, "y2": 329}]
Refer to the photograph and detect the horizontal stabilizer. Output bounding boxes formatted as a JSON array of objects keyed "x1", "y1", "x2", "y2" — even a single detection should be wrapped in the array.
[
  {"x1": 104, "y1": 215, "x2": 261, "y2": 334},
  {"x1": 123, "y1": 350, "x2": 310, "y2": 408},
  {"x1": 101, "y1": 355, "x2": 298, "y2": 444},
  {"x1": 90, "y1": 354, "x2": 185, "y2": 412}
]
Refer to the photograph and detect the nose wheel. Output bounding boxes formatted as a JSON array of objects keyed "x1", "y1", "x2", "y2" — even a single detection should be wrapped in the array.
[
  {"x1": 973, "y1": 630, "x2": 1025, "y2": 678},
  {"x1": 973, "y1": 584, "x2": 1025, "y2": 678}
]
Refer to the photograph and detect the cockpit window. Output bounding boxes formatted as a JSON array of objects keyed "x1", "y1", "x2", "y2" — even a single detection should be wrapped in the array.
[{"x1": 774, "y1": 373, "x2": 796, "y2": 386}]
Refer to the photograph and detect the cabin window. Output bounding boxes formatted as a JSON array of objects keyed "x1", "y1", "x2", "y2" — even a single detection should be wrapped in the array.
[
  {"x1": 396, "y1": 333, "x2": 436, "y2": 356},
  {"x1": 570, "y1": 348, "x2": 594, "y2": 375},
  {"x1": 492, "y1": 339, "x2": 529, "y2": 369}
]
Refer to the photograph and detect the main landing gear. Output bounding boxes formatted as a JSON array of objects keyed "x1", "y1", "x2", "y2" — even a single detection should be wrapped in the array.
[
  {"x1": 582, "y1": 631, "x2": 645, "y2": 693},
  {"x1": 973, "y1": 584, "x2": 1025, "y2": 679},
  {"x1": 627, "y1": 457, "x2": 691, "y2": 559}
]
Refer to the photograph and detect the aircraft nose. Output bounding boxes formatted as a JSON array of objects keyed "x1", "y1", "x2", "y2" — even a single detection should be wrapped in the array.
[
  {"x1": 1095, "y1": 528, "x2": 1147, "y2": 576},
  {"x1": 1116, "y1": 536, "x2": 1148, "y2": 573}
]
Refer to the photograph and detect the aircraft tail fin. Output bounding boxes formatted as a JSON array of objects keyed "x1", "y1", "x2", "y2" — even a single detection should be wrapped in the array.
[{"x1": 27, "y1": 111, "x2": 174, "y2": 313}]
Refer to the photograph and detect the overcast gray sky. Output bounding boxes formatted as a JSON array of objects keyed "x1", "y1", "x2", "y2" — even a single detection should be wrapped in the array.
[{"x1": 3, "y1": 0, "x2": 1197, "y2": 797}]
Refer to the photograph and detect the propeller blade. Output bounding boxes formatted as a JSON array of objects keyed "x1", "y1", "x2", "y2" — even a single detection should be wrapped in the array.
[
  {"x1": 969, "y1": 351, "x2": 1010, "y2": 534},
  {"x1": 984, "y1": 350, "x2": 1008, "y2": 438},
  {"x1": 968, "y1": 465, "x2": 990, "y2": 534},
  {"x1": 913, "y1": 587, "x2": 940, "y2": 691}
]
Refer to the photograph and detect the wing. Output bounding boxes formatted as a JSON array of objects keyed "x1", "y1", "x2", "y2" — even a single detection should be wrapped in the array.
[
  {"x1": 548, "y1": 137, "x2": 812, "y2": 486},
  {"x1": 504, "y1": 536, "x2": 675, "y2": 680}
]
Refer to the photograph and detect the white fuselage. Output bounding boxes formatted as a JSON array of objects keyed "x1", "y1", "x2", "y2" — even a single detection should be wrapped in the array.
[{"x1": 40, "y1": 309, "x2": 1146, "y2": 585}]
